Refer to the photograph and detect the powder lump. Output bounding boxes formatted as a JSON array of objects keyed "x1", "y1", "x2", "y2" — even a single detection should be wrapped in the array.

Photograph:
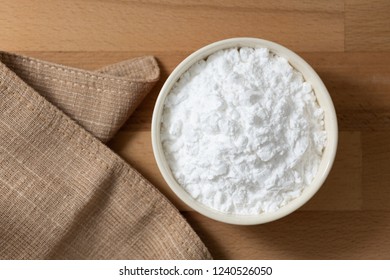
[{"x1": 161, "y1": 47, "x2": 326, "y2": 214}]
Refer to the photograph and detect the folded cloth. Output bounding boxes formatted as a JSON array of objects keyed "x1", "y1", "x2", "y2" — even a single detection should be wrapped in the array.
[
  {"x1": 0, "y1": 52, "x2": 160, "y2": 142},
  {"x1": 0, "y1": 51, "x2": 211, "y2": 259}
]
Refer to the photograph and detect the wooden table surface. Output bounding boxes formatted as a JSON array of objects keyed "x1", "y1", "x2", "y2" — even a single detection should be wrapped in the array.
[{"x1": 2, "y1": 0, "x2": 390, "y2": 259}]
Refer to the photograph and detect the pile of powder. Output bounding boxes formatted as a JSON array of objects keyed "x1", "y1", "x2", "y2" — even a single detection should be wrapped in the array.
[{"x1": 161, "y1": 47, "x2": 326, "y2": 214}]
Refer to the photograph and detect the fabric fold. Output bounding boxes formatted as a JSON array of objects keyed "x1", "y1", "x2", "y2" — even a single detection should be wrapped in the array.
[
  {"x1": 0, "y1": 52, "x2": 211, "y2": 260},
  {"x1": 0, "y1": 51, "x2": 159, "y2": 142}
]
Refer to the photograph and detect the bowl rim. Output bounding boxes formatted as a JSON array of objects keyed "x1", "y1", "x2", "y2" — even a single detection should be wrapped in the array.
[{"x1": 151, "y1": 37, "x2": 338, "y2": 225}]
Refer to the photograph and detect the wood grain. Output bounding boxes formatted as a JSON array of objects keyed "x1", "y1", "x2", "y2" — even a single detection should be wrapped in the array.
[
  {"x1": 362, "y1": 132, "x2": 390, "y2": 210},
  {"x1": 346, "y1": 0, "x2": 390, "y2": 51},
  {"x1": 184, "y1": 211, "x2": 390, "y2": 259},
  {"x1": 1, "y1": 0, "x2": 390, "y2": 259},
  {"x1": 1, "y1": 0, "x2": 344, "y2": 52}
]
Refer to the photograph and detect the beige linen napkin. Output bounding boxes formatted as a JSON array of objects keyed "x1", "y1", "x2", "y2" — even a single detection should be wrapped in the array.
[{"x1": 0, "y1": 51, "x2": 211, "y2": 259}]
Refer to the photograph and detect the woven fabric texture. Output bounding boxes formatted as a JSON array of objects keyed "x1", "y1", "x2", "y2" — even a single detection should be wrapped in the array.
[
  {"x1": 0, "y1": 52, "x2": 211, "y2": 260},
  {"x1": 0, "y1": 52, "x2": 160, "y2": 142}
]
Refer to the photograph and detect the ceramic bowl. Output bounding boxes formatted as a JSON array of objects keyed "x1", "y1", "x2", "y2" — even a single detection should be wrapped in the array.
[{"x1": 151, "y1": 38, "x2": 338, "y2": 225}]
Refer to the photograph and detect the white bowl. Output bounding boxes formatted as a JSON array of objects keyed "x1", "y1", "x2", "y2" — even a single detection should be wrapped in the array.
[{"x1": 151, "y1": 38, "x2": 338, "y2": 225}]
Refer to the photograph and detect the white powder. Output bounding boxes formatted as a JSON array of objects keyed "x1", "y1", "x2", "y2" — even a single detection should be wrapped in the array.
[{"x1": 161, "y1": 47, "x2": 326, "y2": 215}]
